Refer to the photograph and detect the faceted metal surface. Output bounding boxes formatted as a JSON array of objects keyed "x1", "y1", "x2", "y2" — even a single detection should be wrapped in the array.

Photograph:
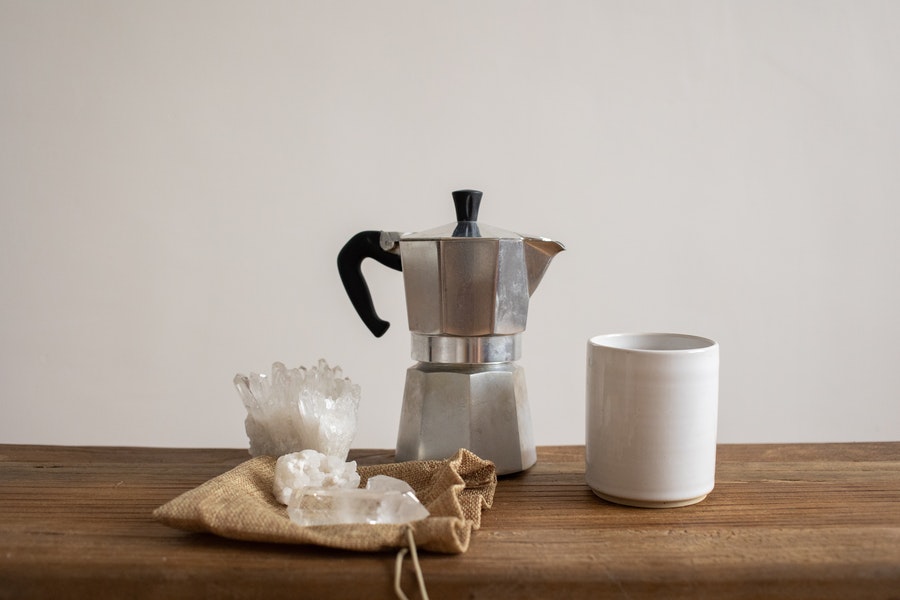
[
  {"x1": 395, "y1": 362, "x2": 536, "y2": 475},
  {"x1": 400, "y1": 238, "x2": 533, "y2": 336}
]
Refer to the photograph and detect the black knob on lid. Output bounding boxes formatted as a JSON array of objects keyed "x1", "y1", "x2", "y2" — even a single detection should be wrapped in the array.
[{"x1": 452, "y1": 189, "x2": 482, "y2": 222}]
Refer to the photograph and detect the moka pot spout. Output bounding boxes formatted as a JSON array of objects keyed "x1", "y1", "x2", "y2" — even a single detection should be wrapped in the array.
[{"x1": 523, "y1": 237, "x2": 565, "y2": 295}]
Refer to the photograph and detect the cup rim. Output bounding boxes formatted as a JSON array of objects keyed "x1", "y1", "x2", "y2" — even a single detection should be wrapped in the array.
[{"x1": 588, "y1": 332, "x2": 717, "y2": 353}]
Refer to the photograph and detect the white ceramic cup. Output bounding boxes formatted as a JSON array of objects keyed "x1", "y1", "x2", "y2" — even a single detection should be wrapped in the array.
[{"x1": 585, "y1": 333, "x2": 719, "y2": 508}]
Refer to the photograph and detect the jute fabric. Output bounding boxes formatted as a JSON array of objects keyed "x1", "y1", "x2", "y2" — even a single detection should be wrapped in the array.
[{"x1": 153, "y1": 448, "x2": 496, "y2": 554}]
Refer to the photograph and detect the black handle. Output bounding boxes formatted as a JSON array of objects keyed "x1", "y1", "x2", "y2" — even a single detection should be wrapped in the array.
[
  {"x1": 451, "y1": 189, "x2": 483, "y2": 237},
  {"x1": 337, "y1": 231, "x2": 402, "y2": 337},
  {"x1": 452, "y1": 189, "x2": 482, "y2": 222}
]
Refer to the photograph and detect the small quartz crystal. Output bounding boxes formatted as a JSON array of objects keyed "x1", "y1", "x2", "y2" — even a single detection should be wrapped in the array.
[
  {"x1": 273, "y1": 449, "x2": 360, "y2": 506},
  {"x1": 234, "y1": 359, "x2": 360, "y2": 459},
  {"x1": 287, "y1": 475, "x2": 429, "y2": 526}
]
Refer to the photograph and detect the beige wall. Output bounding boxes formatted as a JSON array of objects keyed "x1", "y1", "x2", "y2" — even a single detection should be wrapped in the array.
[{"x1": 2, "y1": 1, "x2": 898, "y2": 448}]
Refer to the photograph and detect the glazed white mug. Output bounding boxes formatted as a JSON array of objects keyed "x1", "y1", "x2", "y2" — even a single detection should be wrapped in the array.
[{"x1": 585, "y1": 333, "x2": 719, "y2": 508}]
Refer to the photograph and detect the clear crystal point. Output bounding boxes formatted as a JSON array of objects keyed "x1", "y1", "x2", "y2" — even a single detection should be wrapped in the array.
[{"x1": 287, "y1": 487, "x2": 429, "y2": 527}]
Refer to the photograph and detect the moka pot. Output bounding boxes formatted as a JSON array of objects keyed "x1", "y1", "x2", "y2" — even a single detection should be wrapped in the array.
[{"x1": 337, "y1": 189, "x2": 564, "y2": 474}]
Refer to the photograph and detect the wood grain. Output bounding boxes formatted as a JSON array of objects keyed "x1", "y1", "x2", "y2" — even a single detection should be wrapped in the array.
[{"x1": 1, "y1": 443, "x2": 898, "y2": 599}]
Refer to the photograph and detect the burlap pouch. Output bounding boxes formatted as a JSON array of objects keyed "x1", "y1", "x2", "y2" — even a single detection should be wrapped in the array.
[{"x1": 153, "y1": 448, "x2": 496, "y2": 554}]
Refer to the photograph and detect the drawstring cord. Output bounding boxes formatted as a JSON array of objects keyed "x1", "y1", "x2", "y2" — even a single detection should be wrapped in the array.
[{"x1": 394, "y1": 527, "x2": 429, "y2": 600}]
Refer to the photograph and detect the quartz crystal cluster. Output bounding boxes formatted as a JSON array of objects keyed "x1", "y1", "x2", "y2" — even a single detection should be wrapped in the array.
[
  {"x1": 234, "y1": 360, "x2": 360, "y2": 459},
  {"x1": 273, "y1": 449, "x2": 360, "y2": 505},
  {"x1": 287, "y1": 474, "x2": 430, "y2": 527}
]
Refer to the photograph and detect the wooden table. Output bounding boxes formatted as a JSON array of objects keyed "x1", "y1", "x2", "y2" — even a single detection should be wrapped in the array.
[{"x1": 1, "y1": 443, "x2": 899, "y2": 599}]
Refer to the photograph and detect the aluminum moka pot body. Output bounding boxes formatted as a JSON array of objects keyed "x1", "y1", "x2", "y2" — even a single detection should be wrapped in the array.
[{"x1": 337, "y1": 190, "x2": 564, "y2": 474}]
